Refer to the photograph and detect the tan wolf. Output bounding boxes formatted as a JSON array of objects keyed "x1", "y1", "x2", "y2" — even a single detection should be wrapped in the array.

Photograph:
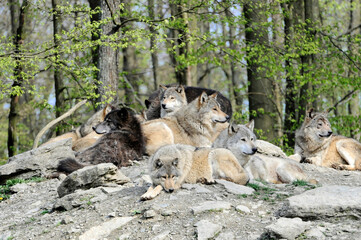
[
  {"x1": 142, "y1": 92, "x2": 230, "y2": 155},
  {"x1": 159, "y1": 85, "x2": 187, "y2": 118},
  {"x1": 289, "y1": 109, "x2": 361, "y2": 171},
  {"x1": 140, "y1": 144, "x2": 249, "y2": 200},
  {"x1": 213, "y1": 121, "x2": 313, "y2": 184},
  {"x1": 41, "y1": 104, "x2": 115, "y2": 151}
]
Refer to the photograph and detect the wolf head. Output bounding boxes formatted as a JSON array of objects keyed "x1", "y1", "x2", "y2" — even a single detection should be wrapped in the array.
[
  {"x1": 215, "y1": 120, "x2": 257, "y2": 164},
  {"x1": 301, "y1": 108, "x2": 333, "y2": 142},
  {"x1": 159, "y1": 84, "x2": 187, "y2": 117},
  {"x1": 149, "y1": 145, "x2": 184, "y2": 193},
  {"x1": 93, "y1": 108, "x2": 133, "y2": 134},
  {"x1": 79, "y1": 104, "x2": 116, "y2": 137},
  {"x1": 196, "y1": 92, "x2": 230, "y2": 124}
]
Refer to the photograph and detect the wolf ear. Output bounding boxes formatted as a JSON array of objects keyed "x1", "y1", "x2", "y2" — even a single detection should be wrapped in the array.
[
  {"x1": 159, "y1": 84, "x2": 167, "y2": 90},
  {"x1": 210, "y1": 92, "x2": 218, "y2": 100},
  {"x1": 198, "y1": 92, "x2": 208, "y2": 105},
  {"x1": 246, "y1": 119, "x2": 254, "y2": 132},
  {"x1": 154, "y1": 159, "x2": 163, "y2": 169},
  {"x1": 228, "y1": 123, "x2": 237, "y2": 135},
  {"x1": 117, "y1": 108, "x2": 129, "y2": 120},
  {"x1": 176, "y1": 85, "x2": 184, "y2": 94},
  {"x1": 306, "y1": 108, "x2": 315, "y2": 120},
  {"x1": 172, "y1": 158, "x2": 179, "y2": 166},
  {"x1": 145, "y1": 99, "x2": 151, "y2": 109}
]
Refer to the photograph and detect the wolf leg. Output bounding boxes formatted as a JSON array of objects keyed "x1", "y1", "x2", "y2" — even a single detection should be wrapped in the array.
[
  {"x1": 140, "y1": 185, "x2": 163, "y2": 201},
  {"x1": 334, "y1": 140, "x2": 361, "y2": 170},
  {"x1": 210, "y1": 149, "x2": 249, "y2": 185}
]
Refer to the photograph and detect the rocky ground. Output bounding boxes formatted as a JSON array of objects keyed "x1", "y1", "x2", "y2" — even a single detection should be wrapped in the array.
[{"x1": 0, "y1": 140, "x2": 361, "y2": 240}]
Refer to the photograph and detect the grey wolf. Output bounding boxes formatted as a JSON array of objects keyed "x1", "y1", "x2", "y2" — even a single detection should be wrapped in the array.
[
  {"x1": 58, "y1": 108, "x2": 145, "y2": 174},
  {"x1": 289, "y1": 109, "x2": 361, "y2": 171},
  {"x1": 41, "y1": 104, "x2": 115, "y2": 151},
  {"x1": 145, "y1": 84, "x2": 232, "y2": 121},
  {"x1": 140, "y1": 144, "x2": 249, "y2": 200},
  {"x1": 142, "y1": 92, "x2": 230, "y2": 155},
  {"x1": 213, "y1": 120, "x2": 312, "y2": 184},
  {"x1": 159, "y1": 85, "x2": 187, "y2": 118}
]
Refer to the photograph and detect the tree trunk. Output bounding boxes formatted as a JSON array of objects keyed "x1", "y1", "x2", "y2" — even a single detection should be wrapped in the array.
[
  {"x1": 299, "y1": 0, "x2": 314, "y2": 118},
  {"x1": 225, "y1": 8, "x2": 242, "y2": 108},
  {"x1": 271, "y1": 2, "x2": 284, "y2": 140},
  {"x1": 148, "y1": 0, "x2": 159, "y2": 91},
  {"x1": 88, "y1": 0, "x2": 120, "y2": 110},
  {"x1": 244, "y1": 0, "x2": 277, "y2": 141},
  {"x1": 168, "y1": 1, "x2": 188, "y2": 85},
  {"x1": 52, "y1": 0, "x2": 66, "y2": 136},
  {"x1": 282, "y1": 0, "x2": 304, "y2": 148},
  {"x1": 8, "y1": 0, "x2": 29, "y2": 157}
]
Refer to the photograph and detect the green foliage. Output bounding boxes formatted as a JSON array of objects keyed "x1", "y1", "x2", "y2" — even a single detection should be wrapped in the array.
[
  {"x1": 0, "y1": 177, "x2": 44, "y2": 202},
  {"x1": 0, "y1": 0, "x2": 361, "y2": 159}
]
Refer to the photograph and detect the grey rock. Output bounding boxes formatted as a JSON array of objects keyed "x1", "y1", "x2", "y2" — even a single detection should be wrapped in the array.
[
  {"x1": 305, "y1": 227, "x2": 326, "y2": 240},
  {"x1": 215, "y1": 179, "x2": 254, "y2": 195},
  {"x1": 279, "y1": 185, "x2": 361, "y2": 219},
  {"x1": 264, "y1": 217, "x2": 311, "y2": 240},
  {"x1": 0, "y1": 139, "x2": 74, "y2": 183},
  {"x1": 215, "y1": 232, "x2": 235, "y2": 240},
  {"x1": 9, "y1": 183, "x2": 29, "y2": 193},
  {"x1": 235, "y1": 205, "x2": 251, "y2": 213},
  {"x1": 152, "y1": 231, "x2": 171, "y2": 240},
  {"x1": 182, "y1": 183, "x2": 212, "y2": 193},
  {"x1": 79, "y1": 216, "x2": 134, "y2": 240},
  {"x1": 192, "y1": 201, "x2": 232, "y2": 215},
  {"x1": 195, "y1": 220, "x2": 222, "y2": 240},
  {"x1": 57, "y1": 163, "x2": 130, "y2": 197},
  {"x1": 144, "y1": 209, "x2": 157, "y2": 218},
  {"x1": 53, "y1": 188, "x2": 107, "y2": 211}
]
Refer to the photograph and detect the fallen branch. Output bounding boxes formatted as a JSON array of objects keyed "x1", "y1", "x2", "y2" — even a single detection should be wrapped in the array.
[{"x1": 32, "y1": 99, "x2": 87, "y2": 149}]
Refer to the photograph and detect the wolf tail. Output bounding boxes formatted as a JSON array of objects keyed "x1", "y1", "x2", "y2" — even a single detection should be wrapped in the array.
[{"x1": 57, "y1": 158, "x2": 86, "y2": 174}]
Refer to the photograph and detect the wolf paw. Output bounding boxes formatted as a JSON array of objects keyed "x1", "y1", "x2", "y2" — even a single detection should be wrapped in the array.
[
  {"x1": 302, "y1": 158, "x2": 313, "y2": 164},
  {"x1": 331, "y1": 164, "x2": 347, "y2": 170}
]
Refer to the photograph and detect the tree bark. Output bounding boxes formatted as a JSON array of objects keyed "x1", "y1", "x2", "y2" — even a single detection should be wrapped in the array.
[
  {"x1": 8, "y1": 0, "x2": 29, "y2": 157},
  {"x1": 88, "y1": 0, "x2": 120, "y2": 110},
  {"x1": 148, "y1": 0, "x2": 159, "y2": 91},
  {"x1": 244, "y1": 0, "x2": 277, "y2": 141},
  {"x1": 52, "y1": 0, "x2": 66, "y2": 136}
]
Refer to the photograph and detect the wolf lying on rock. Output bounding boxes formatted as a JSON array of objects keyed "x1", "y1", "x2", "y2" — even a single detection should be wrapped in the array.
[{"x1": 58, "y1": 108, "x2": 145, "y2": 174}]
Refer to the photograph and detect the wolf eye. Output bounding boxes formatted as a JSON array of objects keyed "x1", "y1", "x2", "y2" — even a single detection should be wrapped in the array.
[
  {"x1": 171, "y1": 97, "x2": 175, "y2": 100},
  {"x1": 241, "y1": 138, "x2": 246, "y2": 142},
  {"x1": 251, "y1": 138, "x2": 254, "y2": 141},
  {"x1": 213, "y1": 108, "x2": 217, "y2": 111},
  {"x1": 161, "y1": 176, "x2": 167, "y2": 180}
]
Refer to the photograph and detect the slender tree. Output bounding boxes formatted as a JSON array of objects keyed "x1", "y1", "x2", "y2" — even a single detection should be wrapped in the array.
[{"x1": 7, "y1": 0, "x2": 29, "y2": 157}]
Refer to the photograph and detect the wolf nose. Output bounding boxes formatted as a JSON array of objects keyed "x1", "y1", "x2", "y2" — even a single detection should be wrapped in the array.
[
  {"x1": 328, "y1": 131, "x2": 333, "y2": 136},
  {"x1": 161, "y1": 104, "x2": 166, "y2": 109},
  {"x1": 168, "y1": 188, "x2": 174, "y2": 193},
  {"x1": 225, "y1": 115, "x2": 230, "y2": 121},
  {"x1": 92, "y1": 126, "x2": 96, "y2": 131},
  {"x1": 252, "y1": 147, "x2": 257, "y2": 153}
]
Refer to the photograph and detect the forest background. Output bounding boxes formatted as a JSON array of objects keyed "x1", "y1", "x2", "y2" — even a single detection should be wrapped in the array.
[{"x1": 0, "y1": 0, "x2": 360, "y2": 162}]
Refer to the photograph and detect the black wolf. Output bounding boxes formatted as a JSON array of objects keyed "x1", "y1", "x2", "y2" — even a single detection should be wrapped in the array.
[{"x1": 58, "y1": 108, "x2": 145, "y2": 174}]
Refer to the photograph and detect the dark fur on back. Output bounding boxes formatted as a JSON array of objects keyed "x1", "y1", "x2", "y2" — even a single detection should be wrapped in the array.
[
  {"x1": 58, "y1": 108, "x2": 145, "y2": 174},
  {"x1": 145, "y1": 85, "x2": 232, "y2": 120}
]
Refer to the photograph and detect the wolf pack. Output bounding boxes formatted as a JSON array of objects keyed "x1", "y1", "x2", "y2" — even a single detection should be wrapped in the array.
[{"x1": 44, "y1": 84, "x2": 361, "y2": 201}]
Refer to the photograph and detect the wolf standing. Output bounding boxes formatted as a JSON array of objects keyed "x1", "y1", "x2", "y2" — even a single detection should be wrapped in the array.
[{"x1": 290, "y1": 109, "x2": 361, "y2": 171}]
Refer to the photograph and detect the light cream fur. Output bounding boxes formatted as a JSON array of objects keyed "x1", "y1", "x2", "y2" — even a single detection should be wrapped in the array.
[
  {"x1": 290, "y1": 109, "x2": 361, "y2": 171},
  {"x1": 214, "y1": 121, "x2": 314, "y2": 184},
  {"x1": 141, "y1": 144, "x2": 249, "y2": 200},
  {"x1": 142, "y1": 92, "x2": 229, "y2": 155},
  {"x1": 41, "y1": 104, "x2": 113, "y2": 151}
]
